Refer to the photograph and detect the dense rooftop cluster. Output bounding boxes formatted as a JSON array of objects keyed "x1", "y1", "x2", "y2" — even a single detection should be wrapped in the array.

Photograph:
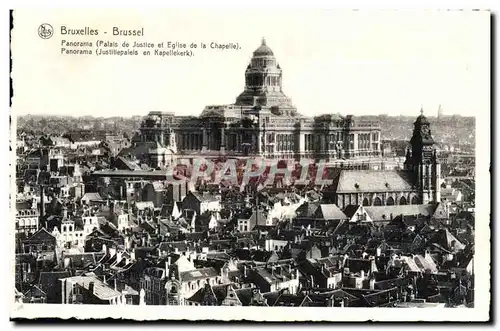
[{"x1": 14, "y1": 120, "x2": 475, "y2": 308}]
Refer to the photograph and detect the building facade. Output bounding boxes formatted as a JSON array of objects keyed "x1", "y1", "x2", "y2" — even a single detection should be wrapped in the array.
[
  {"x1": 137, "y1": 39, "x2": 382, "y2": 162},
  {"x1": 327, "y1": 109, "x2": 441, "y2": 208}
]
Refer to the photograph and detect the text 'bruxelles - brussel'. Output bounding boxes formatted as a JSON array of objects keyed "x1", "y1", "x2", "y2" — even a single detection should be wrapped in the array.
[{"x1": 60, "y1": 26, "x2": 145, "y2": 36}]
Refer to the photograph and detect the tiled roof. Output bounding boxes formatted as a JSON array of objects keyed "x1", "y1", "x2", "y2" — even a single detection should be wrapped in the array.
[
  {"x1": 63, "y1": 275, "x2": 122, "y2": 301},
  {"x1": 38, "y1": 271, "x2": 71, "y2": 290},
  {"x1": 180, "y1": 267, "x2": 219, "y2": 282},
  {"x1": 335, "y1": 170, "x2": 414, "y2": 193},
  {"x1": 400, "y1": 256, "x2": 420, "y2": 272},
  {"x1": 23, "y1": 228, "x2": 56, "y2": 243},
  {"x1": 234, "y1": 287, "x2": 256, "y2": 306},
  {"x1": 343, "y1": 205, "x2": 362, "y2": 218},
  {"x1": 191, "y1": 192, "x2": 220, "y2": 203},
  {"x1": 315, "y1": 204, "x2": 348, "y2": 220},
  {"x1": 63, "y1": 253, "x2": 98, "y2": 269},
  {"x1": 158, "y1": 241, "x2": 190, "y2": 253},
  {"x1": 428, "y1": 229, "x2": 465, "y2": 252},
  {"x1": 81, "y1": 192, "x2": 103, "y2": 202},
  {"x1": 413, "y1": 254, "x2": 438, "y2": 273},
  {"x1": 254, "y1": 267, "x2": 277, "y2": 284},
  {"x1": 364, "y1": 204, "x2": 436, "y2": 222}
]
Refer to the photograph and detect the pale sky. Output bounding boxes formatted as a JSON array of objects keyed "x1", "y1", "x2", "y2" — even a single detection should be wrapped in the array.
[{"x1": 11, "y1": 9, "x2": 490, "y2": 117}]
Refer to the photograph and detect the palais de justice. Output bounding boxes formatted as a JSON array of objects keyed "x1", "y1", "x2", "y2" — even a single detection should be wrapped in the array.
[{"x1": 137, "y1": 38, "x2": 382, "y2": 163}]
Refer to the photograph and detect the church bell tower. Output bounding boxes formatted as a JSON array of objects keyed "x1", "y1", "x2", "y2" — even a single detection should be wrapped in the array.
[{"x1": 404, "y1": 107, "x2": 441, "y2": 204}]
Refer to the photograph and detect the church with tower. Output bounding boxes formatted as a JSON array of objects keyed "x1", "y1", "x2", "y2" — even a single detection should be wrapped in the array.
[{"x1": 329, "y1": 108, "x2": 441, "y2": 209}]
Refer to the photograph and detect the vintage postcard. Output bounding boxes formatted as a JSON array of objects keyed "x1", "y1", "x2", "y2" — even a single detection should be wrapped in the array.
[{"x1": 9, "y1": 9, "x2": 490, "y2": 322}]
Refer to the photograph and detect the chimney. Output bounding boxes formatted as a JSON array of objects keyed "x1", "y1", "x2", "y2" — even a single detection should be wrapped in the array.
[
  {"x1": 63, "y1": 257, "x2": 71, "y2": 269},
  {"x1": 360, "y1": 270, "x2": 365, "y2": 279},
  {"x1": 130, "y1": 250, "x2": 136, "y2": 261},
  {"x1": 376, "y1": 247, "x2": 381, "y2": 257},
  {"x1": 40, "y1": 185, "x2": 45, "y2": 217},
  {"x1": 243, "y1": 265, "x2": 247, "y2": 278},
  {"x1": 369, "y1": 277, "x2": 375, "y2": 290},
  {"x1": 88, "y1": 282, "x2": 95, "y2": 295},
  {"x1": 311, "y1": 275, "x2": 315, "y2": 288}
]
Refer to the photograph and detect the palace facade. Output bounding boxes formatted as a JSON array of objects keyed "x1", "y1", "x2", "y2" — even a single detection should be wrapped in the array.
[{"x1": 136, "y1": 39, "x2": 382, "y2": 167}]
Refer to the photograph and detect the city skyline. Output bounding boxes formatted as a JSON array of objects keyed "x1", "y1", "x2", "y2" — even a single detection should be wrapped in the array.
[{"x1": 11, "y1": 10, "x2": 489, "y2": 118}]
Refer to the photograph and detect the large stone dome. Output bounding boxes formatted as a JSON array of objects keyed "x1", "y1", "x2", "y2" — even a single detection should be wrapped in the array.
[{"x1": 253, "y1": 38, "x2": 274, "y2": 56}]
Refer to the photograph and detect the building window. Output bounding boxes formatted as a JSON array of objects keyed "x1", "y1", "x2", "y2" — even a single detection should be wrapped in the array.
[
  {"x1": 386, "y1": 197, "x2": 395, "y2": 206},
  {"x1": 373, "y1": 197, "x2": 382, "y2": 206}
]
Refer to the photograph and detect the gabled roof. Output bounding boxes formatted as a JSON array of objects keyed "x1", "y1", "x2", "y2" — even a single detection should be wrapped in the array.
[
  {"x1": 23, "y1": 227, "x2": 56, "y2": 243},
  {"x1": 314, "y1": 204, "x2": 348, "y2": 220},
  {"x1": 190, "y1": 191, "x2": 219, "y2": 203},
  {"x1": 432, "y1": 203, "x2": 449, "y2": 219},
  {"x1": 61, "y1": 275, "x2": 122, "y2": 301},
  {"x1": 112, "y1": 156, "x2": 141, "y2": 171},
  {"x1": 38, "y1": 271, "x2": 71, "y2": 290},
  {"x1": 364, "y1": 204, "x2": 436, "y2": 222},
  {"x1": 180, "y1": 267, "x2": 219, "y2": 282},
  {"x1": 234, "y1": 287, "x2": 259, "y2": 306},
  {"x1": 295, "y1": 201, "x2": 320, "y2": 218},
  {"x1": 23, "y1": 284, "x2": 46, "y2": 298},
  {"x1": 335, "y1": 170, "x2": 414, "y2": 193},
  {"x1": 428, "y1": 229, "x2": 466, "y2": 252},
  {"x1": 413, "y1": 254, "x2": 438, "y2": 273},
  {"x1": 81, "y1": 192, "x2": 103, "y2": 202},
  {"x1": 343, "y1": 205, "x2": 362, "y2": 218}
]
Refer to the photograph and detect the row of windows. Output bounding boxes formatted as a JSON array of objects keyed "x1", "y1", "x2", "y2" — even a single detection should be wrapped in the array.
[
  {"x1": 358, "y1": 133, "x2": 372, "y2": 150},
  {"x1": 180, "y1": 133, "x2": 203, "y2": 150},
  {"x1": 17, "y1": 218, "x2": 37, "y2": 226},
  {"x1": 251, "y1": 58, "x2": 276, "y2": 67},
  {"x1": 360, "y1": 196, "x2": 420, "y2": 206},
  {"x1": 17, "y1": 210, "x2": 38, "y2": 216},
  {"x1": 276, "y1": 134, "x2": 294, "y2": 152},
  {"x1": 305, "y1": 133, "x2": 345, "y2": 151}
]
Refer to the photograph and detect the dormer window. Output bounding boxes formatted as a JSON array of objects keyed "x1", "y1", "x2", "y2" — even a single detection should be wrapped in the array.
[{"x1": 354, "y1": 183, "x2": 359, "y2": 189}]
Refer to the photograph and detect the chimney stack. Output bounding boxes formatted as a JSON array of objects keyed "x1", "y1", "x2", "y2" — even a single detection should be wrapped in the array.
[
  {"x1": 40, "y1": 185, "x2": 45, "y2": 217},
  {"x1": 88, "y1": 282, "x2": 95, "y2": 295}
]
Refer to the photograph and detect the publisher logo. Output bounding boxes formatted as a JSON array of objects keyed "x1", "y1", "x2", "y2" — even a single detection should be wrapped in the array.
[{"x1": 38, "y1": 23, "x2": 54, "y2": 39}]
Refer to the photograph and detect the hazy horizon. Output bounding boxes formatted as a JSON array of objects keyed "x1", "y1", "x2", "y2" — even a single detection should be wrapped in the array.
[{"x1": 14, "y1": 111, "x2": 476, "y2": 119}]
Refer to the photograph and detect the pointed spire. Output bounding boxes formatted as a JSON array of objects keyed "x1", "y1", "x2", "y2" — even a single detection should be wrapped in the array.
[
  {"x1": 261, "y1": 37, "x2": 266, "y2": 46},
  {"x1": 420, "y1": 104, "x2": 424, "y2": 116}
]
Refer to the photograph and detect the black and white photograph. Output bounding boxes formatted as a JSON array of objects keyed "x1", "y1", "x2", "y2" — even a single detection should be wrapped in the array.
[{"x1": 8, "y1": 8, "x2": 490, "y2": 322}]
